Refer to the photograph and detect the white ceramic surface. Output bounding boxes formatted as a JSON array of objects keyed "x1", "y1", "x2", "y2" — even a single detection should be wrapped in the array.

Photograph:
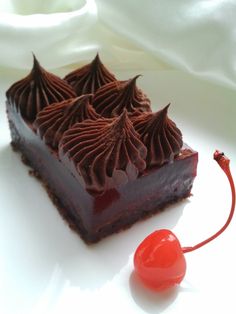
[{"x1": 0, "y1": 67, "x2": 236, "y2": 314}]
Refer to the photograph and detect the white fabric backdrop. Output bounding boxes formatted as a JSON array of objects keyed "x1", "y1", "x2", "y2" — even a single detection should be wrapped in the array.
[{"x1": 0, "y1": 0, "x2": 236, "y2": 90}]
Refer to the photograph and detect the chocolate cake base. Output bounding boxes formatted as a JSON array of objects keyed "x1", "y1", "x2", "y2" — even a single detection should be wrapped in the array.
[{"x1": 7, "y1": 104, "x2": 198, "y2": 243}]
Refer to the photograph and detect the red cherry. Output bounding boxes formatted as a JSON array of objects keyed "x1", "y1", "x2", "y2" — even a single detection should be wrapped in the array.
[
  {"x1": 134, "y1": 229, "x2": 186, "y2": 291},
  {"x1": 133, "y1": 151, "x2": 235, "y2": 292}
]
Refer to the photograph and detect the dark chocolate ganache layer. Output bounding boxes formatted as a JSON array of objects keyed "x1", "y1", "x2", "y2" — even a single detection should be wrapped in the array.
[
  {"x1": 34, "y1": 94, "x2": 100, "y2": 148},
  {"x1": 92, "y1": 75, "x2": 151, "y2": 117},
  {"x1": 132, "y1": 104, "x2": 183, "y2": 167},
  {"x1": 64, "y1": 54, "x2": 117, "y2": 96},
  {"x1": 59, "y1": 110, "x2": 147, "y2": 195},
  {"x1": 6, "y1": 55, "x2": 76, "y2": 122}
]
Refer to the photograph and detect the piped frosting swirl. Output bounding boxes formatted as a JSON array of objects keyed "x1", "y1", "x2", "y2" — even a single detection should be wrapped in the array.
[
  {"x1": 64, "y1": 54, "x2": 117, "y2": 95},
  {"x1": 6, "y1": 55, "x2": 76, "y2": 122},
  {"x1": 6, "y1": 54, "x2": 186, "y2": 195},
  {"x1": 59, "y1": 110, "x2": 147, "y2": 195},
  {"x1": 132, "y1": 104, "x2": 183, "y2": 167},
  {"x1": 34, "y1": 95, "x2": 100, "y2": 148},
  {"x1": 92, "y1": 75, "x2": 151, "y2": 117}
]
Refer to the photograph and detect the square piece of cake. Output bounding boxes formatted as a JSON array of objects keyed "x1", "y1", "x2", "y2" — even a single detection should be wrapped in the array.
[{"x1": 6, "y1": 55, "x2": 198, "y2": 243}]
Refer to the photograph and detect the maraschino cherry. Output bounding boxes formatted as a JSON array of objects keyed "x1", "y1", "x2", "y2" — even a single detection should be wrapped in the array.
[{"x1": 134, "y1": 150, "x2": 235, "y2": 292}]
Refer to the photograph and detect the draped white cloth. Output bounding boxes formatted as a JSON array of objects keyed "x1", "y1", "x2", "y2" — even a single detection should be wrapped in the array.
[{"x1": 0, "y1": 0, "x2": 236, "y2": 89}]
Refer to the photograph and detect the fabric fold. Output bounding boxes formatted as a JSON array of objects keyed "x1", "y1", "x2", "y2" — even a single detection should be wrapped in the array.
[{"x1": 0, "y1": 0, "x2": 236, "y2": 90}]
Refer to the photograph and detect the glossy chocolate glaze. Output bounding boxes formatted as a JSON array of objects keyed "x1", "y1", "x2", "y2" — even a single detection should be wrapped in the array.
[{"x1": 7, "y1": 102, "x2": 198, "y2": 243}]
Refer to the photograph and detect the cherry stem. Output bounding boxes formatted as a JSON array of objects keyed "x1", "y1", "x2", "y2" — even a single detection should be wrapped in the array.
[{"x1": 182, "y1": 150, "x2": 235, "y2": 254}]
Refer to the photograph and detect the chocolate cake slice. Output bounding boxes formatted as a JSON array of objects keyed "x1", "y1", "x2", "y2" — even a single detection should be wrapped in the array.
[{"x1": 6, "y1": 55, "x2": 198, "y2": 243}]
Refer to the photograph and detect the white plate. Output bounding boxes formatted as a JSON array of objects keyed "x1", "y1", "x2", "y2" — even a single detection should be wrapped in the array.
[{"x1": 0, "y1": 67, "x2": 236, "y2": 314}]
